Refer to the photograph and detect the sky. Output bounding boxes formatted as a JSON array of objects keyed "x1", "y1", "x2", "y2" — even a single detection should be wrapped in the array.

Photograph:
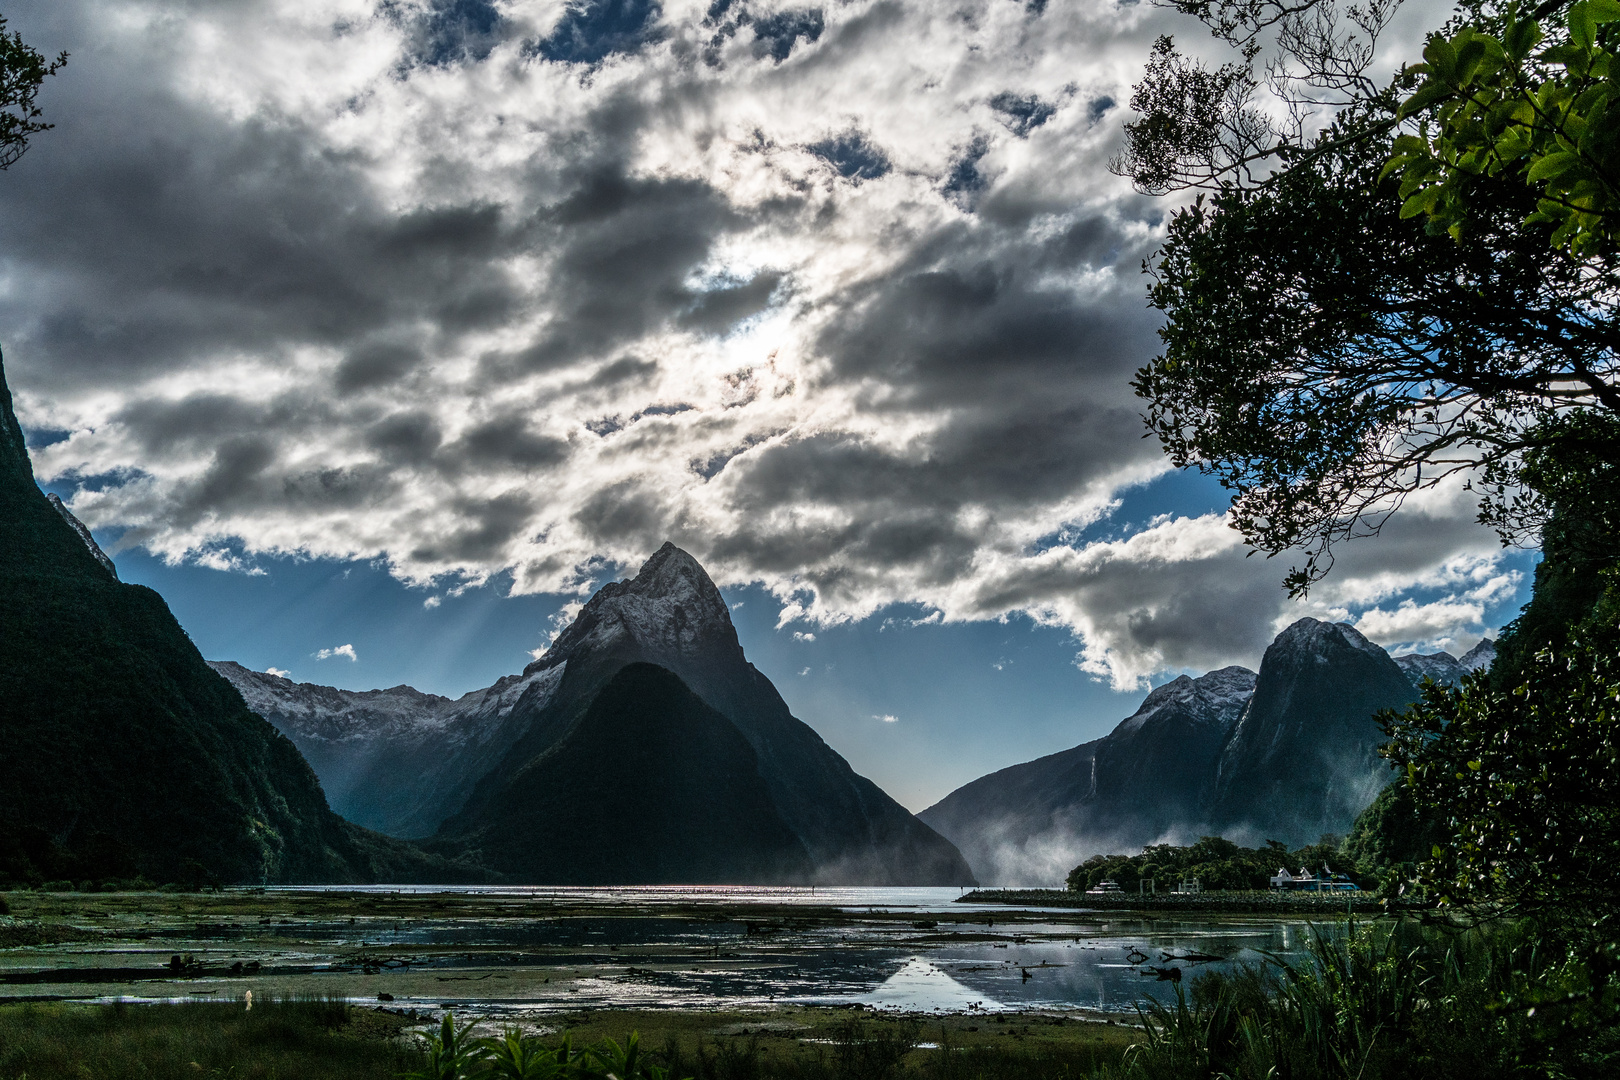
[{"x1": 2, "y1": 0, "x2": 1536, "y2": 811}]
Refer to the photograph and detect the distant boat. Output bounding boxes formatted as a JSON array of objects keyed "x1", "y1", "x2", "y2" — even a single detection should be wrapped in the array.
[{"x1": 1085, "y1": 880, "x2": 1125, "y2": 896}]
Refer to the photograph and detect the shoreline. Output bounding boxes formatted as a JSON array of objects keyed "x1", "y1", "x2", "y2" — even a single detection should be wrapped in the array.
[{"x1": 959, "y1": 888, "x2": 1389, "y2": 915}]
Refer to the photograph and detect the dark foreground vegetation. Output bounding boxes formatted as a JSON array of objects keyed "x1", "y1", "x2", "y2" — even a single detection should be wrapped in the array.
[
  {"x1": 0, "y1": 998, "x2": 421, "y2": 1080},
  {"x1": 0, "y1": 1002, "x2": 1141, "y2": 1080}
]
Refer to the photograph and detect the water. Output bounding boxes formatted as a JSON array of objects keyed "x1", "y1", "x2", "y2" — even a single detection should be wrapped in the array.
[{"x1": 222, "y1": 886, "x2": 1343, "y2": 1016}]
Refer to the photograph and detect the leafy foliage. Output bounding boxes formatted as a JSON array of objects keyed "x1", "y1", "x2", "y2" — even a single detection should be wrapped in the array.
[
  {"x1": 1385, "y1": 0, "x2": 1620, "y2": 255},
  {"x1": 1115, "y1": 920, "x2": 1620, "y2": 1079},
  {"x1": 1118, "y1": 0, "x2": 1618, "y2": 590},
  {"x1": 1381, "y1": 618, "x2": 1620, "y2": 917},
  {"x1": 1135, "y1": 108, "x2": 1616, "y2": 591},
  {"x1": 0, "y1": 14, "x2": 66, "y2": 171}
]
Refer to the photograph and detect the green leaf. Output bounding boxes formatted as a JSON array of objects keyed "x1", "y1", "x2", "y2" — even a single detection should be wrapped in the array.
[
  {"x1": 1527, "y1": 151, "x2": 1584, "y2": 181},
  {"x1": 1503, "y1": 17, "x2": 1543, "y2": 60},
  {"x1": 1570, "y1": 1, "x2": 1598, "y2": 49},
  {"x1": 1399, "y1": 80, "x2": 1460, "y2": 119},
  {"x1": 1589, "y1": 0, "x2": 1620, "y2": 22}
]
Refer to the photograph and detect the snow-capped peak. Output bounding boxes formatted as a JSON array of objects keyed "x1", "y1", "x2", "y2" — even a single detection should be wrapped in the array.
[
  {"x1": 1116, "y1": 665, "x2": 1257, "y2": 734},
  {"x1": 526, "y1": 541, "x2": 738, "y2": 674}
]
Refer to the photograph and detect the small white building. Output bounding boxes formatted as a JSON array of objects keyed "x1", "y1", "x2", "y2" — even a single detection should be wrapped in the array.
[{"x1": 1271, "y1": 865, "x2": 1359, "y2": 891}]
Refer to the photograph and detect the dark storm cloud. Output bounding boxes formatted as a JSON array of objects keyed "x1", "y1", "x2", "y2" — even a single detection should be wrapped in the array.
[
  {"x1": 497, "y1": 167, "x2": 742, "y2": 374},
  {"x1": 677, "y1": 271, "x2": 784, "y2": 334},
  {"x1": 3, "y1": 0, "x2": 1501, "y2": 681}
]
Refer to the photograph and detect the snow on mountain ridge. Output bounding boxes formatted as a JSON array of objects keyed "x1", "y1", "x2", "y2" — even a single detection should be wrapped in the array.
[
  {"x1": 1117, "y1": 665, "x2": 1257, "y2": 734},
  {"x1": 526, "y1": 542, "x2": 738, "y2": 675}
]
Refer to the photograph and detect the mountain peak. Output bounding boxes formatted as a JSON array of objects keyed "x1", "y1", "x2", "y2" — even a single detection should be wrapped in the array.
[
  {"x1": 1460, "y1": 638, "x2": 1497, "y2": 671},
  {"x1": 1119, "y1": 665, "x2": 1257, "y2": 734},
  {"x1": 1272, "y1": 617, "x2": 1386, "y2": 660},
  {"x1": 527, "y1": 542, "x2": 738, "y2": 675}
]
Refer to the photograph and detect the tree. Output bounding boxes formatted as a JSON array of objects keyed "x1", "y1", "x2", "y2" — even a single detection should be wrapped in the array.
[
  {"x1": 1120, "y1": 0, "x2": 1620, "y2": 936},
  {"x1": 0, "y1": 14, "x2": 67, "y2": 171},
  {"x1": 1386, "y1": 0, "x2": 1620, "y2": 257},
  {"x1": 1116, "y1": 0, "x2": 1618, "y2": 591}
]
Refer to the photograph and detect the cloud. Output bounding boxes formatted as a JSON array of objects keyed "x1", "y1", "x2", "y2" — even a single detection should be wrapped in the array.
[
  {"x1": 423, "y1": 594, "x2": 443, "y2": 609},
  {"x1": 314, "y1": 644, "x2": 359, "y2": 662},
  {"x1": 2, "y1": 0, "x2": 1491, "y2": 685},
  {"x1": 792, "y1": 630, "x2": 816, "y2": 642},
  {"x1": 265, "y1": 667, "x2": 292, "y2": 678},
  {"x1": 874, "y1": 713, "x2": 899, "y2": 723}
]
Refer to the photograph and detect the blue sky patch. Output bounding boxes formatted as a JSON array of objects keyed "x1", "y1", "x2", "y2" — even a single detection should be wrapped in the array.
[
  {"x1": 990, "y1": 92, "x2": 1056, "y2": 137},
  {"x1": 751, "y1": 8, "x2": 824, "y2": 62},
  {"x1": 535, "y1": 0, "x2": 664, "y2": 64},
  {"x1": 809, "y1": 130, "x2": 891, "y2": 182}
]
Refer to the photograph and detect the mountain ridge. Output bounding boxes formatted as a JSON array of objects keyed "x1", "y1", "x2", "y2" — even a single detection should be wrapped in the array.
[
  {"x1": 0, "y1": 355, "x2": 472, "y2": 886},
  {"x1": 215, "y1": 542, "x2": 976, "y2": 885},
  {"x1": 920, "y1": 620, "x2": 1492, "y2": 884}
]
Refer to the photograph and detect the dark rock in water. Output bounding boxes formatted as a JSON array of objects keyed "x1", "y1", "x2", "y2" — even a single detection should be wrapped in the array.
[
  {"x1": 1207, "y1": 618, "x2": 1418, "y2": 844},
  {"x1": 453, "y1": 662, "x2": 814, "y2": 883},
  {"x1": 918, "y1": 666, "x2": 1254, "y2": 884},
  {"x1": 0, "y1": 355, "x2": 470, "y2": 886},
  {"x1": 220, "y1": 541, "x2": 974, "y2": 884}
]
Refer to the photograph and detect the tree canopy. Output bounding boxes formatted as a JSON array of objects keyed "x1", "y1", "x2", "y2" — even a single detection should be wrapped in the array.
[
  {"x1": 1117, "y1": 0, "x2": 1617, "y2": 592},
  {"x1": 0, "y1": 15, "x2": 66, "y2": 171}
]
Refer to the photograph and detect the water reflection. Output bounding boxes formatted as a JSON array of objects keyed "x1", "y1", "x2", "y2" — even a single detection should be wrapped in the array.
[{"x1": 858, "y1": 958, "x2": 1005, "y2": 1013}]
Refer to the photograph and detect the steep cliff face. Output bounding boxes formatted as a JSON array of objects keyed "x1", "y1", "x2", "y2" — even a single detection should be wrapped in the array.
[
  {"x1": 918, "y1": 667, "x2": 1255, "y2": 884},
  {"x1": 431, "y1": 543, "x2": 975, "y2": 885},
  {"x1": 922, "y1": 618, "x2": 1443, "y2": 883},
  {"x1": 1207, "y1": 619, "x2": 1419, "y2": 843},
  {"x1": 0, "y1": 357, "x2": 460, "y2": 885},
  {"x1": 440, "y1": 663, "x2": 815, "y2": 884}
]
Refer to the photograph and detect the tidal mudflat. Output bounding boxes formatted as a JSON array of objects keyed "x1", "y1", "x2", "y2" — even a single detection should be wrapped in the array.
[{"x1": 0, "y1": 886, "x2": 1345, "y2": 1023}]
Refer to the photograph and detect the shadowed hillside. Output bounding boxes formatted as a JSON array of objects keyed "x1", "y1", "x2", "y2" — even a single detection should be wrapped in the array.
[{"x1": 0, "y1": 356, "x2": 471, "y2": 886}]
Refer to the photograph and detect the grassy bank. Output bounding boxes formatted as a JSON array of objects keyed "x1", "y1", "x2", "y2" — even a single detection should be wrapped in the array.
[
  {"x1": 0, "y1": 1002, "x2": 1141, "y2": 1080},
  {"x1": 961, "y1": 889, "x2": 1385, "y2": 915},
  {"x1": 0, "y1": 998, "x2": 422, "y2": 1080}
]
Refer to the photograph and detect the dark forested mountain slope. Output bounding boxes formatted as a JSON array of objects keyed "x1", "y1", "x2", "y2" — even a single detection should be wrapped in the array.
[
  {"x1": 0, "y1": 357, "x2": 467, "y2": 886},
  {"x1": 922, "y1": 618, "x2": 1431, "y2": 883},
  {"x1": 919, "y1": 666, "x2": 1255, "y2": 884},
  {"x1": 1208, "y1": 619, "x2": 1418, "y2": 841},
  {"x1": 446, "y1": 662, "x2": 814, "y2": 883},
  {"x1": 432, "y1": 543, "x2": 973, "y2": 884}
]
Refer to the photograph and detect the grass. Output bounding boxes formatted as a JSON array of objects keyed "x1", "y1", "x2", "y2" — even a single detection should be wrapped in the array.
[
  {"x1": 653, "y1": 1019, "x2": 1132, "y2": 1080},
  {"x1": 1106, "y1": 919, "x2": 1620, "y2": 1079},
  {"x1": 0, "y1": 998, "x2": 423, "y2": 1080},
  {"x1": 0, "y1": 1003, "x2": 1140, "y2": 1080}
]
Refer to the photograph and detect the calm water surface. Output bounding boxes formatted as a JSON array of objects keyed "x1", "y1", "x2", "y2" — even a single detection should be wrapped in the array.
[{"x1": 250, "y1": 886, "x2": 1344, "y2": 1016}]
